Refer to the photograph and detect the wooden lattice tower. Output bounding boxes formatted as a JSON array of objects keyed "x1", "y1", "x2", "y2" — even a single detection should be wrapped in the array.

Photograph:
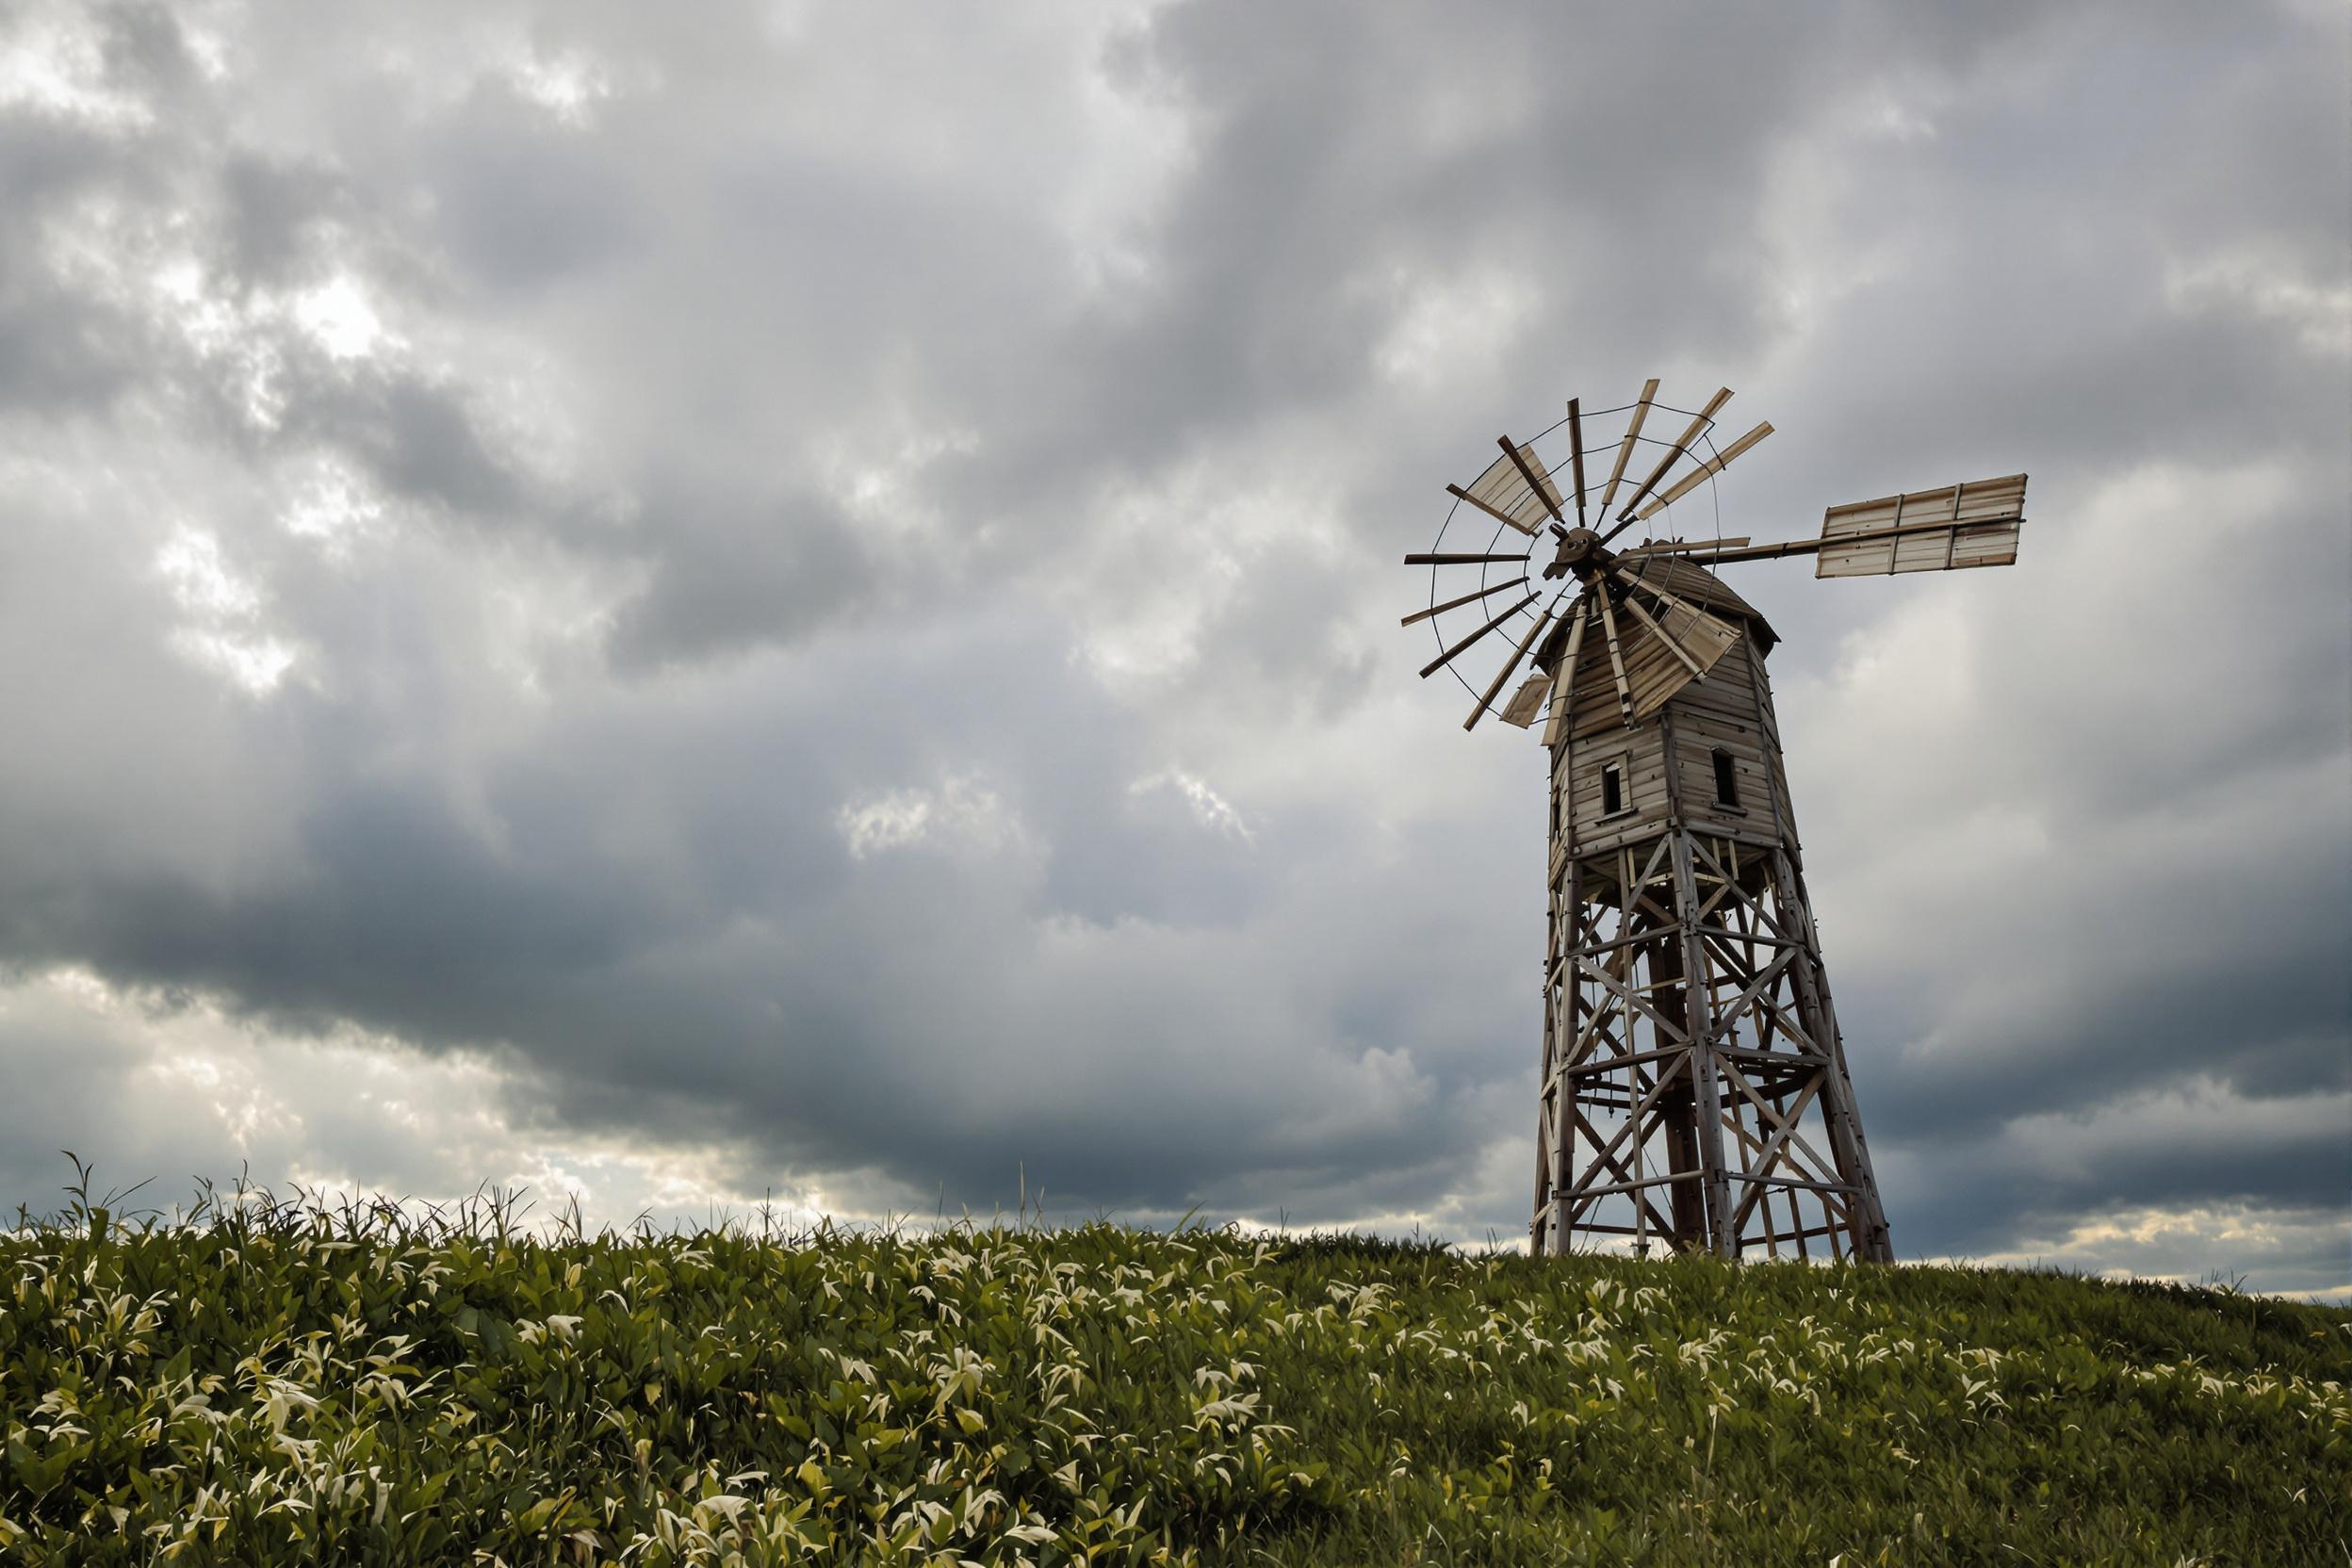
[{"x1": 1401, "y1": 383, "x2": 2027, "y2": 1260}]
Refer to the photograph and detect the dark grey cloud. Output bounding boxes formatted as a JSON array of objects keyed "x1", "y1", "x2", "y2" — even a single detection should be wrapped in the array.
[{"x1": 0, "y1": 0, "x2": 2343, "y2": 1294}]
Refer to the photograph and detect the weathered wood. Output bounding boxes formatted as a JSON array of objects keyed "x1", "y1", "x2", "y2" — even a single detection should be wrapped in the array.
[
  {"x1": 1596, "y1": 378, "x2": 1658, "y2": 516},
  {"x1": 1498, "y1": 671, "x2": 1550, "y2": 728},
  {"x1": 1499, "y1": 436, "x2": 1566, "y2": 524},
  {"x1": 1816, "y1": 474, "x2": 2028, "y2": 577},
  {"x1": 1445, "y1": 482, "x2": 1538, "y2": 536},
  {"x1": 1465, "y1": 605, "x2": 1555, "y2": 730},
  {"x1": 1636, "y1": 421, "x2": 1774, "y2": 519},
  {"x1": 1451, "y1": 439, "x2": 1574, "y2": 536},
  {"x1": 1620, "y1": 536, "x2": 1752, "y2": 558},
  {"x1": 1542, "y1": 599, "x2": 1592, "y2": 747},
  {"x1": 1593, "y1": 587, "x2": 1635, "y2": 727},
  {"x1": 1400, "y1": 575, "x2": 1529, "y2": 628},
  {"x1": 1609, "y1": 386, "x2": 1733, "y2": 531},
  {"x1": 1418, "y1": 592, "x2": 1538, "y2": 678},
  {"x1": 1566, "y1": 398, "x2": 1589, "y2": 528},
  {"x1": 1406, "y1": 550, "x2": 1528, "y2": 565}
]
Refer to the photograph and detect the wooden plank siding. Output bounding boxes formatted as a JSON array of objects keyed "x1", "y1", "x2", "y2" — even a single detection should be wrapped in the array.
[{"x1": 1552, "y1": 614, "x2": 1798, "y2": 857}]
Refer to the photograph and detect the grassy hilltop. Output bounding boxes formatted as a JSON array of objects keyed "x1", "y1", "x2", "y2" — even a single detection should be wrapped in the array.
[{"x1": 1, "y1": 1193, "x2": 2344, "y2": 1566}]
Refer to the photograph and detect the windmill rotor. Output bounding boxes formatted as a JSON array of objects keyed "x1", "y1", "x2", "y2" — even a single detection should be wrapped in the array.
[
  {"x1": 1406, "y1": 378, "x2": 2028, "y2": 739},
  {"x1": 1406, "y1": 380, "x2": 1764, "y2": 732}
]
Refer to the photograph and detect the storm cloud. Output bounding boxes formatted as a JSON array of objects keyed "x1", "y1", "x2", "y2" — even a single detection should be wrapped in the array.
[{"x1": 0, "y1": 0, "x2": 2344, "y2": 1294}]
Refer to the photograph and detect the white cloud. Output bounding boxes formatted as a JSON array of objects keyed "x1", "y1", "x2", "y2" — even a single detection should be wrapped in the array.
[
  {"x1": 154, "y1": 527, "x2": 302, "y2": 694},
  {"x1": 839, "y1": 776, "x2": 1030, "y2": 859},
  {"x1": 1130, "y1": 767, "x2": 1254, "y2": 841},
  {"x1": 0, "y1": 5, "x2": 155, "y2": 131},
  {"x1": 292, "y1": 275, "x2": 393, "y2": 363},
  {"x1": 0, "y1": 967, "x2": 838, "y2": 1233}
]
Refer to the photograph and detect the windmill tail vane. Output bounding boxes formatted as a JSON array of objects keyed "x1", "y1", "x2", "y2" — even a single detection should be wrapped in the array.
[{"x1": 1402, "y1": 381, "x2": 2028, "y2": 1262}]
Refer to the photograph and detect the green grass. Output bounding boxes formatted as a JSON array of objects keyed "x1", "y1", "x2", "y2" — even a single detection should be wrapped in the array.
[{"x1": 2, "y1": 1184, "x2": 2344, "y2": 1565}]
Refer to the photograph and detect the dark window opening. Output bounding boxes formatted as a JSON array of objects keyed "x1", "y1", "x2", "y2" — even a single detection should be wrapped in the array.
[
  {"x1": 1600, "y1": 762, "x2": 1624, "y2": 817},
  {"x1": 1711, "y1": 747, "x2": 1740, "y2": 808}
]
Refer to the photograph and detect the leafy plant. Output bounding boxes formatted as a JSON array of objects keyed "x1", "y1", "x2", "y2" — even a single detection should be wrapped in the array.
[{"x1": 2, "y1": 1176, "x2": 2344, "y2": 1564}]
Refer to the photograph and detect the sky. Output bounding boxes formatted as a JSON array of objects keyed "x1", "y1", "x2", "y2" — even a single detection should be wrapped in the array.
[{"x1": 0, "y1": 0, "x2": 2345, "y2": 1297}]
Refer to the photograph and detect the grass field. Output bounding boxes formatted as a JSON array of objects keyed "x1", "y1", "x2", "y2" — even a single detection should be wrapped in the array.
[{"x1": 2, "y1": 1184, "x2": 2344, "y2": 1565}]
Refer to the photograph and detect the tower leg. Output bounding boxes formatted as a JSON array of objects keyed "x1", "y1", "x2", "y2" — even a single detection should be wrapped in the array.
[{"x1": 1536, "y1": 825, "x2": 1895, "y2": 1261}]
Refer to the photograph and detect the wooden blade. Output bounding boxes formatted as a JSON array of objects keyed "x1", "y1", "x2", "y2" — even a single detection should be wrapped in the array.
[
  {"x1": 1615, "y1": 589, "x2": 1704, "y2": 677},
  {"x1": 1499, "y1": 435, "x2": 1566, "y2": 524},
  {"x1": 1620, "y1": 536, "x2": 1751, "y2": 558},
  {"x1": 1405, "y1": 551, "x2": 1527, "y2": 565},
  {"x1": 1450, "y1": 439, "x2": 1563, "y2": 536},
  {"x1": 1542, "y1": 597, "x2": 1593, "y2": 746},
  {"x1": 1446, "y1": 483, "x2": 1536, "y2": 536},
  {"x1": 1614, "y1": 566, "x2": 1730, "y2": 628},
  {"x1": 1816, "y1": 473, "x2": 2027, "y2": 578},
  {"x1": 1592, "y1": 585, "x2": 1635, "y2": 727},
  {"x1": 1498, "y1": 671, "x2": 1550, "y2": 727},
  {"x1": 1465, "y1": 604, "x2": 1555, "y2": 730},
  {"x1": 1596, "y1": 378, "x2": 1658, "y2": 515},
  {"x1": 1610, "y1": 386, "x2": 1732, "y2": 531},
  {"x1": 1419, "y1": 592, "x2": 1538, "y2": 678},
  {"x1": 1607, "y1": 565, "x2": 1744, "y2": 719},
  {"x1": 1566, "y1": 398, "x2": 1589, "y2": 528},
  {"x1": 1635, "y1": 421, "x2": 1773, "y2": 520},
  {"x1": 1400, "y1": 574, "x2": 1529, "y2": 627}
]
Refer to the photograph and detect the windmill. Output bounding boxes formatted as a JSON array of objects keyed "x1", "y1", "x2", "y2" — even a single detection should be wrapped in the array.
[{"x1": 1403, "y1": 382, "x2": 2026, "y2": 1261}]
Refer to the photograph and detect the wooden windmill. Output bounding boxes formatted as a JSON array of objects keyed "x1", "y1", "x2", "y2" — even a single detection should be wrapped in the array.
[{"x1": 1403, "y1": 382, "x2": 2026, "y2": 1261}]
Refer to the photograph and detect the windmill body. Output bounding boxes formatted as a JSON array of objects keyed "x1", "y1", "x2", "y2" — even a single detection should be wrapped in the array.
[
  {"x1": 1536, "y1": 556, "x2": 1886, "y2": 1260},
  {"x1": 1404, "y1": 387, "x2": 2026, "y2": 1261}
]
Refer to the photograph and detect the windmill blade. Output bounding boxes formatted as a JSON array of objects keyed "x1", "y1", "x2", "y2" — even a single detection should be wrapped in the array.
[
  {"x1": 1465, "y1": 603, "x2": 1556, "y2": 731},
  {"x1": 1566, "y1": 398, "x2": 1589, "y2": 528},
  {"x1": 1816, "y1": 473, "x2": 2027, "y2": 578},
  {"x1": 1616, "y1": 591, "x2": 1705, "y2": 678},
  {"x1": 1400, "y1": 575, "x2": 1529, "y2": 628},
  {"x1": 1596, "y1": 378, "x2": 1658, "y2": 515},
  {"x1": 1635, "y1": 422, "x2": 1773, "y2": 520},
  {"x1": 1592, "y1": 584, "x2": 1636, "y2": 727},
  {"x1": 1542, "y1": 597, "x2": 1593, "y2": 746},
  {"x1": 1607, "y1": 387, "x2": 1732, "y2": 537},
  {"x1": 1499, "y1": 436, "x2": 1567, "y2": 525},
  {"x1": 1497, "y1": 671, "x2": 1550, "y2": 727},
  {"x1": 1619, "y1": 536, "x2": 1752, "y2": 558},
  {"x1": 1615, "y1": 564, "x2": 1740, "y2": 630},
  {"x1": 1604, "y1": 564, "x2": 1743, "y2": 718},
  {"x1": 1448, "y1": 437, "x2": 1564, "y2": 536},
  {"x1": 1405, "y1": 551, "x2": 1527, "y2": 565},
  {"x1": 1654, "y1": 472, "x2": 2030, "y2": 569},
  {"x1": 1420, "y1": 592, "x2": 1539, "y2": 678}
]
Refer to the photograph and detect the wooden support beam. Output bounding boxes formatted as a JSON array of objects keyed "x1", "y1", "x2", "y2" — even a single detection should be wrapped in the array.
[
  {"x1": 1592, "y1": 584, "x2": 1635, "y2": 726},
  {"x1": 1465, "y1": 605, "x2": 1555, "y2": 730},
  {"x1": 1446, "y1": 484, "x2": 1539, "y2": 537},
  {"x1": 1498, "y1": 435, "x2": 1565, "y2": 524},
  {"x1": 1566, "y1": 398, "x2": 1589, "y2": 528},
  {"x1": 1607, "y1": 387, "x2": 1732, "y2": 538},
  {"x1": 1542, "y1": 597, "x2": 1592, "y2": 747},
  {"x1": 1418, "y1": 592, "x2": 1538, "y2": 678},
  {"x1": 1597, "y1": 378, "x2": 1658, "y2": 517},
  {"x1": 1400, "y1": 575, "x2": 1529, "y2": 628},
  {"x1": 1616, "y1": 590, "x2": 1706, "y2": 678}
]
